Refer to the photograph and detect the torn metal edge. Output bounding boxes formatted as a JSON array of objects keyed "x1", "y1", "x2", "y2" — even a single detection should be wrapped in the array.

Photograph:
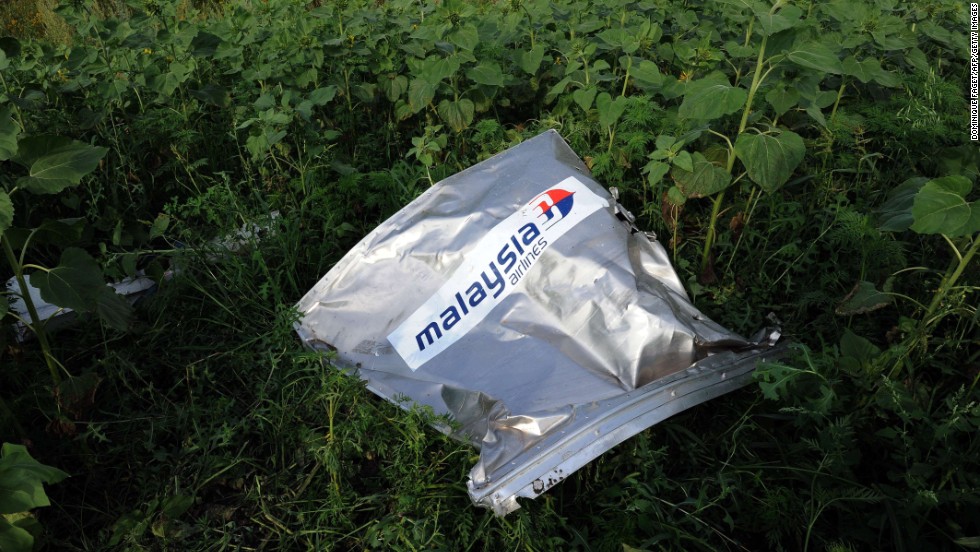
[{"x1": 466, "y1": 343, "x2": 789, "y2": 515}]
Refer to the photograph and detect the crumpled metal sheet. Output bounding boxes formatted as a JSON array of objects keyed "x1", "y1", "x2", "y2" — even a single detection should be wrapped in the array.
[{"x1": 294, "y1": 129, "x2": 782, "y2": 515}]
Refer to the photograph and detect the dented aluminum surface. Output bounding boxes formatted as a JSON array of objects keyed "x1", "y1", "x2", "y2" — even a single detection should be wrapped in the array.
[{"x1": 294, "y1": 130, "x2": 782, "y2": 515}]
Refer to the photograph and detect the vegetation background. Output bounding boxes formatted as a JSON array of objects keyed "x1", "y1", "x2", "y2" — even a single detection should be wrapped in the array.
[{"x1": 1, "y1": 0, "x2": 977, "y2": 550}]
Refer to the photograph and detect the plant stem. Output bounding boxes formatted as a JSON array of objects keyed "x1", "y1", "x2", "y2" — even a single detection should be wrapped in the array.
[
  {"x1": 2, "y1": 236, "x2": 61, "y2": 385},
  {"x1": 921, "y1": 234, "x2": 979, "y2": 327},
  {"x1": 736, "y1": 35, "x2": 768, "y2": 138},
  {"x1": 0, "y1": 72, "x2": 26, "y2": 131},
  {"x1": 700, "y1": 190, "x2": 726, "y2": 275},
  {"x1": 724, "y1": 185, "x2": 759, "y2": 276},
  {"x1": 889, "y1": 233, "x2": 979, "y2": 379},
  {"x1": 620, "y1": 56, "x2": 632, "y2": 97},
  {"x1": 521, "y1": 5, "x2": 535, "y2": 49},
  {"x1": 700, "y1": 35, "x2": 768, "y2": 277},
  {"x1": 830, "y1": 79, "x2": 846, "y2": 124}
]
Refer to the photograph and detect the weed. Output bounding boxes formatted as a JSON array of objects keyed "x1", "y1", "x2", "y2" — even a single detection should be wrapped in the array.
[{"x1": 0, "y1": 0, "x2": 976, "y2": 549}]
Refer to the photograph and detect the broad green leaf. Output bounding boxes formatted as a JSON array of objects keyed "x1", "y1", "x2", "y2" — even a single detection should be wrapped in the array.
[
  {"x1": 655, "y1": 135, "x2": 676, "y2": 151},
  {"x1": 904, "y1": 48, "x2": 929, "y2": 73},
  {"x1": 8, "y1": 218, "x2": 86, "y2": 250},
  {"x1": 842, "y1": 56, "x2": 881, "y2": 84},
  {"x1": 753, "y1": 4, "x2": 802, "y2": 36},
  {"x1": 591, "y1": 60, "x2": 611, "y2": 72},
  {"x1": 161, "y1": 494, "x2": 195, "y2": 518},
  {"x1": 630, "y1": 60, "x2": 663, "y2": 89},
  {"x1": 516, "y1": 45, "x2": 545, "y2": 75},
  {"x1": 189, "y1": 84, "x2": 230, "y2": 107},
  {"x1": 253, "y1": 94, "x2": 275, "y2": 111},
  {"x1": 10, "y1": 136, "x2": 72, "y2": 168},
  {"x1": 724, "y1": 40, "x2": 755, "y2": 58},
  {"x1": 714, "y1": 0, "x2": 766, "y2": 11},
  {"x1": 595, "y1": 93, "x2": 627, "y2": 129},
  {"x1": 787, "y1": 42, "x2": 843, "y2": 74},
  {"x1": 407, "y1": 78, "x2": 436, "y2": 113},
  {"x1": 703, "y1": 144, "x2": 730, "y2": 168},
  {"x1": 910, "y1": 176, "x2": 974, "y2": 236},
  {"x1": 169, "y1": 61, "x2": 191, "y2": 82},
  {"x1": 671, "y1": 152, "x2": 732, "y2": 198},
  {"x1": 28, "y1": 247, "x2": 106, "y2": 312},
  {"x1": 394, "y1": 100, "x2": 414, "y2": 121},
  {"x1": 571, "y1": 87, "x2": 597, "y2": 112},
  {"x1": 836, "y1": 281, "x2": 894, "y2": 315},
  {"x1": 0, "y1": 190, "x2": 12, "y2": 236},
  {"x1": 0, "y1": 108, "x2": 19, "y2": 161},
  {"x1": 839, "y1": 329, "x2": 881, "y2": 361},
  {"x1": 296, "y1": 99, "x2": 317, "y2": 118},
  {"x1": 417, "y1": 56, "x2": 459, "y2": 85},
  {"x1": 466, "y1": 63, "x2": 504, "y2": 87},
  {"x1": 673, "y1": 150, "x2": 693, "y2": 172},
  {"x1": 919, "y1": 21, "x2": 953, "y2": 46},
  {"x1": 149, "y1": 70, "x2": 182, "y2": 97},
  {"x1": 765, "y1": 85, "x2": 799, "y2": 115},
  {"x1": 666, "y1": 185, "x2": 687, "y2": 206},
  {"x1": 805, "y1": 104, "x2": 827, "y2": 128},
  {"x1": 969, "y1": 202, "x2": 980, "y2": 235},
  {"x1": 308, "y1": 86, "x2": 338, "y2": 106},
  {"x1": 0, "y1": 443, "x2": 69, "y2": 514},
  {"x1": 149, "y1": 214, "x2": 170, "y2": 239},
  {"x1": 843, "y1": 54, "x2": 895, "y2": 86},
  {"x1": 121, "y1": 252, "x2": 138, "y2": 276},
  {"x1": 678, "y1": 77, "x2": 747, "y2": 121},
  {"x1": 734, "y1": 130, "x2": 805, "y2": 193},
  {"x1": 379, "y1": 74, "x2": 408, "y2": 102},
  {"x1": 17, "y1": 142, "x2": 108, "y2": 195},
  {"x1": 813, "y1": 89, "x2": 838, "y2": 109},
  {"x1": 644, "y1": 160, "x2": 670, "y2": 187},
  {"x1": 0, "y1": 515, "x2": 34, "y2": 552},
  {"x1": 245, "y1": 129, "x2": 287, "y2": 160},
  {"x1": 447, "y1": 24, "x2": 479, "y2": 51},
  {"x1": 823, "y1": 0, "x2": 867, "y2": 23},
  {"x1": 838, "y1": 329, "x2": 881, "y2": 375},
  {"x1": 6, "y1": 89, "x2": 44, "y2": 113},
  {"x1": 437, "y1": 98, "x2": 474, "y2": 133},
  {"x1": 924, "y1": 175, "x2": 970, "y2": 201},
  {"x1": 96, "y1": 286, "x2": 133, "y2": 331},
  {"x1": 872, "y1": 69, "x2": 899, "y2": 88},
  {"x1": 877, "y1": 177, "x2": 928, "y2": 232},
  {"x1": 544, "y1": 76, "x2": 572, "y2": 104},
  {"x1": 872, "y1": 29, "x2": 915, "y2": 51},
  {"x1": 597, "y1": 28, "x2": 639, "y2": 53},
  {"x1": 190, "y1": 31, "x2": 222, "y2": 57}
]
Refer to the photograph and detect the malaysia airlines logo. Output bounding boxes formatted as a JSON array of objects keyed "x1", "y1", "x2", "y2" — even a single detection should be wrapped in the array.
[
  {"x1": 387, "y1": 176, "x2": 609, "y2": 370},
  {"x1": 532, "y1": 188, "x2": 575, "y2": 229}
]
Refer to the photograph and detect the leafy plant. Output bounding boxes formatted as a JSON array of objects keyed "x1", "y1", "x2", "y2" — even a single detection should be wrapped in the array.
[
  {"x1": 0, "y1": 443, "x2": 68, "y2": 552},
  {"x1": 0, "y1": 0, "x2": 976, "y2": 549},
  {"x1": 874, "y1": 175, "x2": 979, "y2": 376},
  {"x1": 0, "y1": 109, "x2": 127, "y2": 385}
]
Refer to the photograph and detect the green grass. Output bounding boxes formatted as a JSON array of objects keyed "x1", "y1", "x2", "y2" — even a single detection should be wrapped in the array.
[{"x1": 1, "y1": 0, "x2": 978, "y2": 549}]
